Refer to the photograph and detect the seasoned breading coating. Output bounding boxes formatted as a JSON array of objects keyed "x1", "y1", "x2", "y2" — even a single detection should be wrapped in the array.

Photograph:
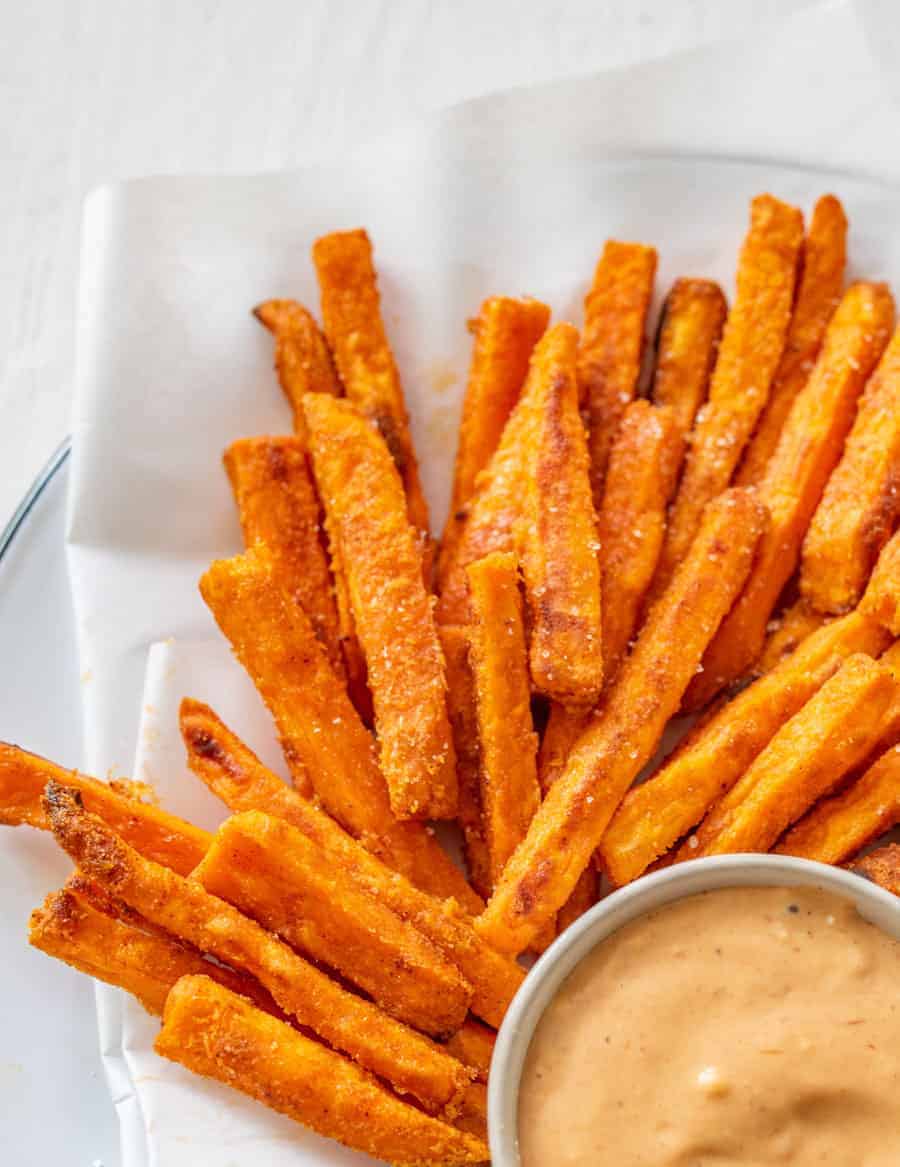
[
  {"x1": 860, "y1": 528, "x2": 900, "y2": 635},
  {"x1": 851, "y1": 843, "x2": 900, "y2": 896},
  {"x1": 253, "y1": 298, "x2": 341, "y2": 431},
  {"x1": 757, "y1": 598, "x2": 829, "y2": 674},
  {"x1": 651, "y1": 277, "x2": 726, "y2": 443},
  {"x1": 304, "y1": 394, "x2": 457, "y2": 819}
]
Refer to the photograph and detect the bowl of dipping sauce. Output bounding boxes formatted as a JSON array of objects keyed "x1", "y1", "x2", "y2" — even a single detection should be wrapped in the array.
[{"x1": 488, "y1": 855, "x2": 900, "y2": 1167}]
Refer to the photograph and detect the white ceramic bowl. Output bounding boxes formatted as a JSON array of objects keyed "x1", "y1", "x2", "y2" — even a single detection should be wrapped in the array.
[{"x1": 487, "y1": 854, "x2": 900, "y2": 1166}]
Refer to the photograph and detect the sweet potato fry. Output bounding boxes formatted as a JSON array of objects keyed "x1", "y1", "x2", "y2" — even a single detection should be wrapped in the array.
[
  {"x1": 476, "y1": 488, "x2": 765, "y2": 954},
  {"x1": 579, "y1": 240, "x2": 657, "y2": 503},
  {"x1": 465, "y1": 552, "x2": 541, "y2": 888},
  {"x1": 599, "y1": 610, "x2": 891, "y2": 885},
  {"x1": 444, "y1": 1018, "x2": 495, "y2": 1083},
  {"x1": 157, "y1": 976, "x2": 488, "y2": 1166},
  {"x1": 253, "y1": 299, "x2": 341, "y2": 430},
  {"x1": 29, "y1": 884, "x2": 277, "y2": 1018},
  {"x1": 860, "y1": 528, "x2": 900, "y2": 635},
  {"x1": 179, "y1": 700, "x2": 518, "y2": 1022},
  {"x1": 537, "y1": 704, "x2": 589, "y2": 794},
  {"x1": 556, "y1": 866, "x2": 598, "y2": 933},
  {"x1": 598, "y1": 400, "x2": 681, "y2": 681},
  {"x1": 303, "y1": 394, "x2": 456, "y2": 819},
  {"x1": 194, "y1": 812, "x2": 472, "y2": 1038},
  {"x1": 802, "y1": 324, "x2": 900, "y2": 614},
  {"x1": 652, "y1": 195, "x2": 803, "y2": 595},
  {"x1": 438, "y1": 624, "x2": 492, "y2": 899},
  {"x1": 0, "y1": 743, "x2": 210, "y2": 874},
  {"x1": 312, "y1": 228, "x2": 430, "y2": 546},
  {"x1": 736, "y1": 195, "x2": 848, "y2": 486},
  {"x1": 685, "y1": 282, "x2": 895, "y2": 707},
  {"x1": 199, "y1": 552, "x2": 477, "y2": 907},
  {"x1": 777, "y1": 743, "x2": 900, "y2": 864},
  {"x1": 757, "y1": 598, "x2": 828, "y2": 674},
  {"x1": 516, "y1": 322, "x2": 603, "y2": 704},
  {"x1": 851, "y1": 843, "x2": 900, "y2": 896},
  {"x1": 44, "y1": 782, "x2": 471, "y2": 1116},
  {"x1": 224, "y1": 435, "x2": 344, "y2": 679},
  {"x1": 651, "y1": 278, "x2": 727, "y2": 442},
  {"x1": 438, "y1": 296, "x2": 550, "y2": 585},
  {"x1": 679, "y1": 653, "x2": 898, "y2": 859}
]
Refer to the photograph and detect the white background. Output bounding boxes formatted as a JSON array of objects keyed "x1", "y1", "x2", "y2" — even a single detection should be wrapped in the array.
[{"x1": 0, "y1": 0, "x2": 822, "y2": 527}]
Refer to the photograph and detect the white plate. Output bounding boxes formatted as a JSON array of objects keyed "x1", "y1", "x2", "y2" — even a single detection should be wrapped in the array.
[{"x1": 0, "y1": 445, "x2": 120, "y2": 1166}]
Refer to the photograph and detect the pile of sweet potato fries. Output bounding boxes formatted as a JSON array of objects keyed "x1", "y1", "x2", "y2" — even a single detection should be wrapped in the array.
[{"x1": 3, "y1": 197, "x2": 900, "y2": 1165}]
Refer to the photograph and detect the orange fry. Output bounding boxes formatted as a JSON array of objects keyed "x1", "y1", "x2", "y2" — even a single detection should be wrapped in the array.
[
  {"x1": 477, "y1": 488, "x2": 766, "y2": 955},
  {"x1": 444, "y1": 1018, "x2": 495, "y2": 1083},
  {"x1": 253, "y1": 299, "x2": 341, "y2": 430},
  {"x1": 860, "y1": 528, "x2": 900, "y2": 635},
  {"x1": 466, "y1": 553, "x2": 541, "y2": 888},
  {"x1": 537, "y1": 703, "x2": 589, "y2": 795},
  {"x1": 303, "y1": 394, "x2": 456, "y2": 820},
  {"x1": 438, "y1": 624, "x2": 492, "y2": 898},
  {"x1": 778, "y1": 743, "x2": 900, "y2": 864},
  {"x1": 651, "y1": 277, "x2": 727, "y2": 442},
  {"x1": 600, "y1": 610, "x2": 890, "y2": 885},
  {"x1": 516, "y1": 322, "x2": 603, "y2": 704},
  {"x1": 757, "y1": 598, "x2": 828, "y2": 674},
  {"x1": 199, "y1": 553, "x2": 478, "y2": 909},
  {"x1": 652, "y1": 195, "x2": 803, "y2": 595},
  {"x1": 686, "y1": 281, "x2": 895, "y2": 707},
  {"x1": 579, "y1": 240, "x2": 657, "y2": 503},
  {"x1": 0, "y1": 743, "x2": 210, "y2": 874},
  {"x1": 597, "y1": 400, "x2": 681, "y2": 681},
  {"x1": 438, "y1": 295, "x2": 550, "y2": 585},
  {"x1": 851, "y1": 843, "x2": 900, "y2": 896},
  {"x1": 737, "y1": 195, "x2": 848, "y2": 486},
  {"x1": 194, "y1": 812, "x2": 471, "y2": 1037},
  {"x1": 45, "y1": 783, "x2": 472, "y2": 1116},
  {"x1": 679, "y1": 653, "x2": 898, "y2": 859},
  {"x1": 312, "y1": 228, "x2": 430, "y2": 546},
  {"x1": 29, "y1": 883, "x2": 277, "y2": 1018},
  {"x1": 157, "y1": 976, "x2": 488, "y2": 1166},
  {"x1": 180, "y1": 700, "x2": 517, "y2": 1022},
  {"x1": 224, "y1": 435, "x2": 344, "y2": 679},
  {"x1": 801, "y1": 323, "x2": 900, "y2": 614}
]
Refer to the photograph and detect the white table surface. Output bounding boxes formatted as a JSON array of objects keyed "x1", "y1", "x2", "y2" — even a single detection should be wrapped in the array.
[{"x1": 0, "y1": 0, "x2": 822, "y2": 525}]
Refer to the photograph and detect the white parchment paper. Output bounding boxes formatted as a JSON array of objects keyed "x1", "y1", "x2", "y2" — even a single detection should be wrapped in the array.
[{"x1": 65, "y1": 2, "x2": 900, "y2": 1162}]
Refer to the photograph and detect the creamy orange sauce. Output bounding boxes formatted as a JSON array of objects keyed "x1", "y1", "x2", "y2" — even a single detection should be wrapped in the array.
[{"x1": 518, "y1": 886, "x2": 900, "y2": 1166}]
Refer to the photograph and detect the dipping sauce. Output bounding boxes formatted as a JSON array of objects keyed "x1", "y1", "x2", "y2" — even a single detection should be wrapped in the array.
[{"x1": 518, "y1": 886, "x2": 900, "y2": 1166}]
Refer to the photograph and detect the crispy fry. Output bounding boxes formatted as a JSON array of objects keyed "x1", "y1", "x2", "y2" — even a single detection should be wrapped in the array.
[
  {"x1": 651, "y1": 278, "x2": 727, "y2": 442},
  {"x1": 556, "y1": 866, "x2": 598, "y2": 933},
  {"x1": 0, "y1": 743, "x2": 210, "y2": 874},
  {"x1": 179, "y1": 700, "x2": 518, "y2": 1022},
  {"x1": 851, "y1": 843, "x2": 900, "y2": 896},
  {"x1": 466, "y1": 553, "x2": 541, "y2": 887},
  {"x1": 444, "y1": 1018, "x2": 495, "y2": 1083},
  {"x1": 194, "y1": 812, "x2": 472, "y2": 1038},
  {"x1": 579, "y1": 241, "x2": 657, "y2": 503},
  {"x1": 476, "y1": 488, "x2": 765, "y2": 954},
  {"x1": 438, "y1": 624, "x2": 492, "y2": 898},
  {"x1": 757, "y1": 598, "x2": 828, "y2": 674},
  {"x1": 516, "y1": 322, "x2": 603, "y2": 704},
  {"x1": 454, "y1": 1081, "x2": 488, "y2": 1142},
  {"x1": 679, "y1": 653, "x2": 898, "y2": 859},
  {"x1": 686, "y1": 282, "x2": 895, "y2": 708},
  {"x1": 860, "y1": 528, "x2": 900, "y2": 635},
  {"x1": 438, "y1": 296, "x2": 550, "y2": 585},
  {"x1": 802, "y1": 325, "x2": 900, "y2": 613},
  {"x1": 199, "y1": 552, "x2": 478, "y2": 907},
  {"x1": 598, "y1": 400, "x2": 681, "y2": 681},
  {"x1": 328, "y1": 531, "x2": 373, "y2": 722},
  {"x1": 777, "y1": 743, "x2": 900, "y2": 864},
  {"x1": 45, "y1": 783, "x2": 471, "y2": 1116},
  {"x1": 599, "y1": 610, "x2": 891, "y2": 885},
  {"x1": 538, "y1": 703, "x2": 589, "y2": 794},
  {"x1": 303, "y1": 394, "x2": 456, "y2": 819},
  {"x1": 652, "y1": 195, "x2": 803, "y2": 595},
  {"x1": 312, "y1": 228, "x2": 430, "y2": 547},
  {"x1": 29, "y1": 884, "x2": 277, "y2": 1018},
  {"x1": 736, "y1": 195, "x2": 848, "y2": 486},
  {"x1": 253, "y1": 299, "x2": 341, "y2": 431},
  {"x1": 224, "y1": 435, "x2": 344, "y2": 681},
  {"x1": 157, "y1": 976, "x2": 488, "y2": 1167}
]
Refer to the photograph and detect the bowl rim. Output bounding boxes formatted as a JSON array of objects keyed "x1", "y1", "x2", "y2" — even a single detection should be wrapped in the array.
[{"x1": 487, "y1": 852, "x2": 900, "y2": 1167}]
